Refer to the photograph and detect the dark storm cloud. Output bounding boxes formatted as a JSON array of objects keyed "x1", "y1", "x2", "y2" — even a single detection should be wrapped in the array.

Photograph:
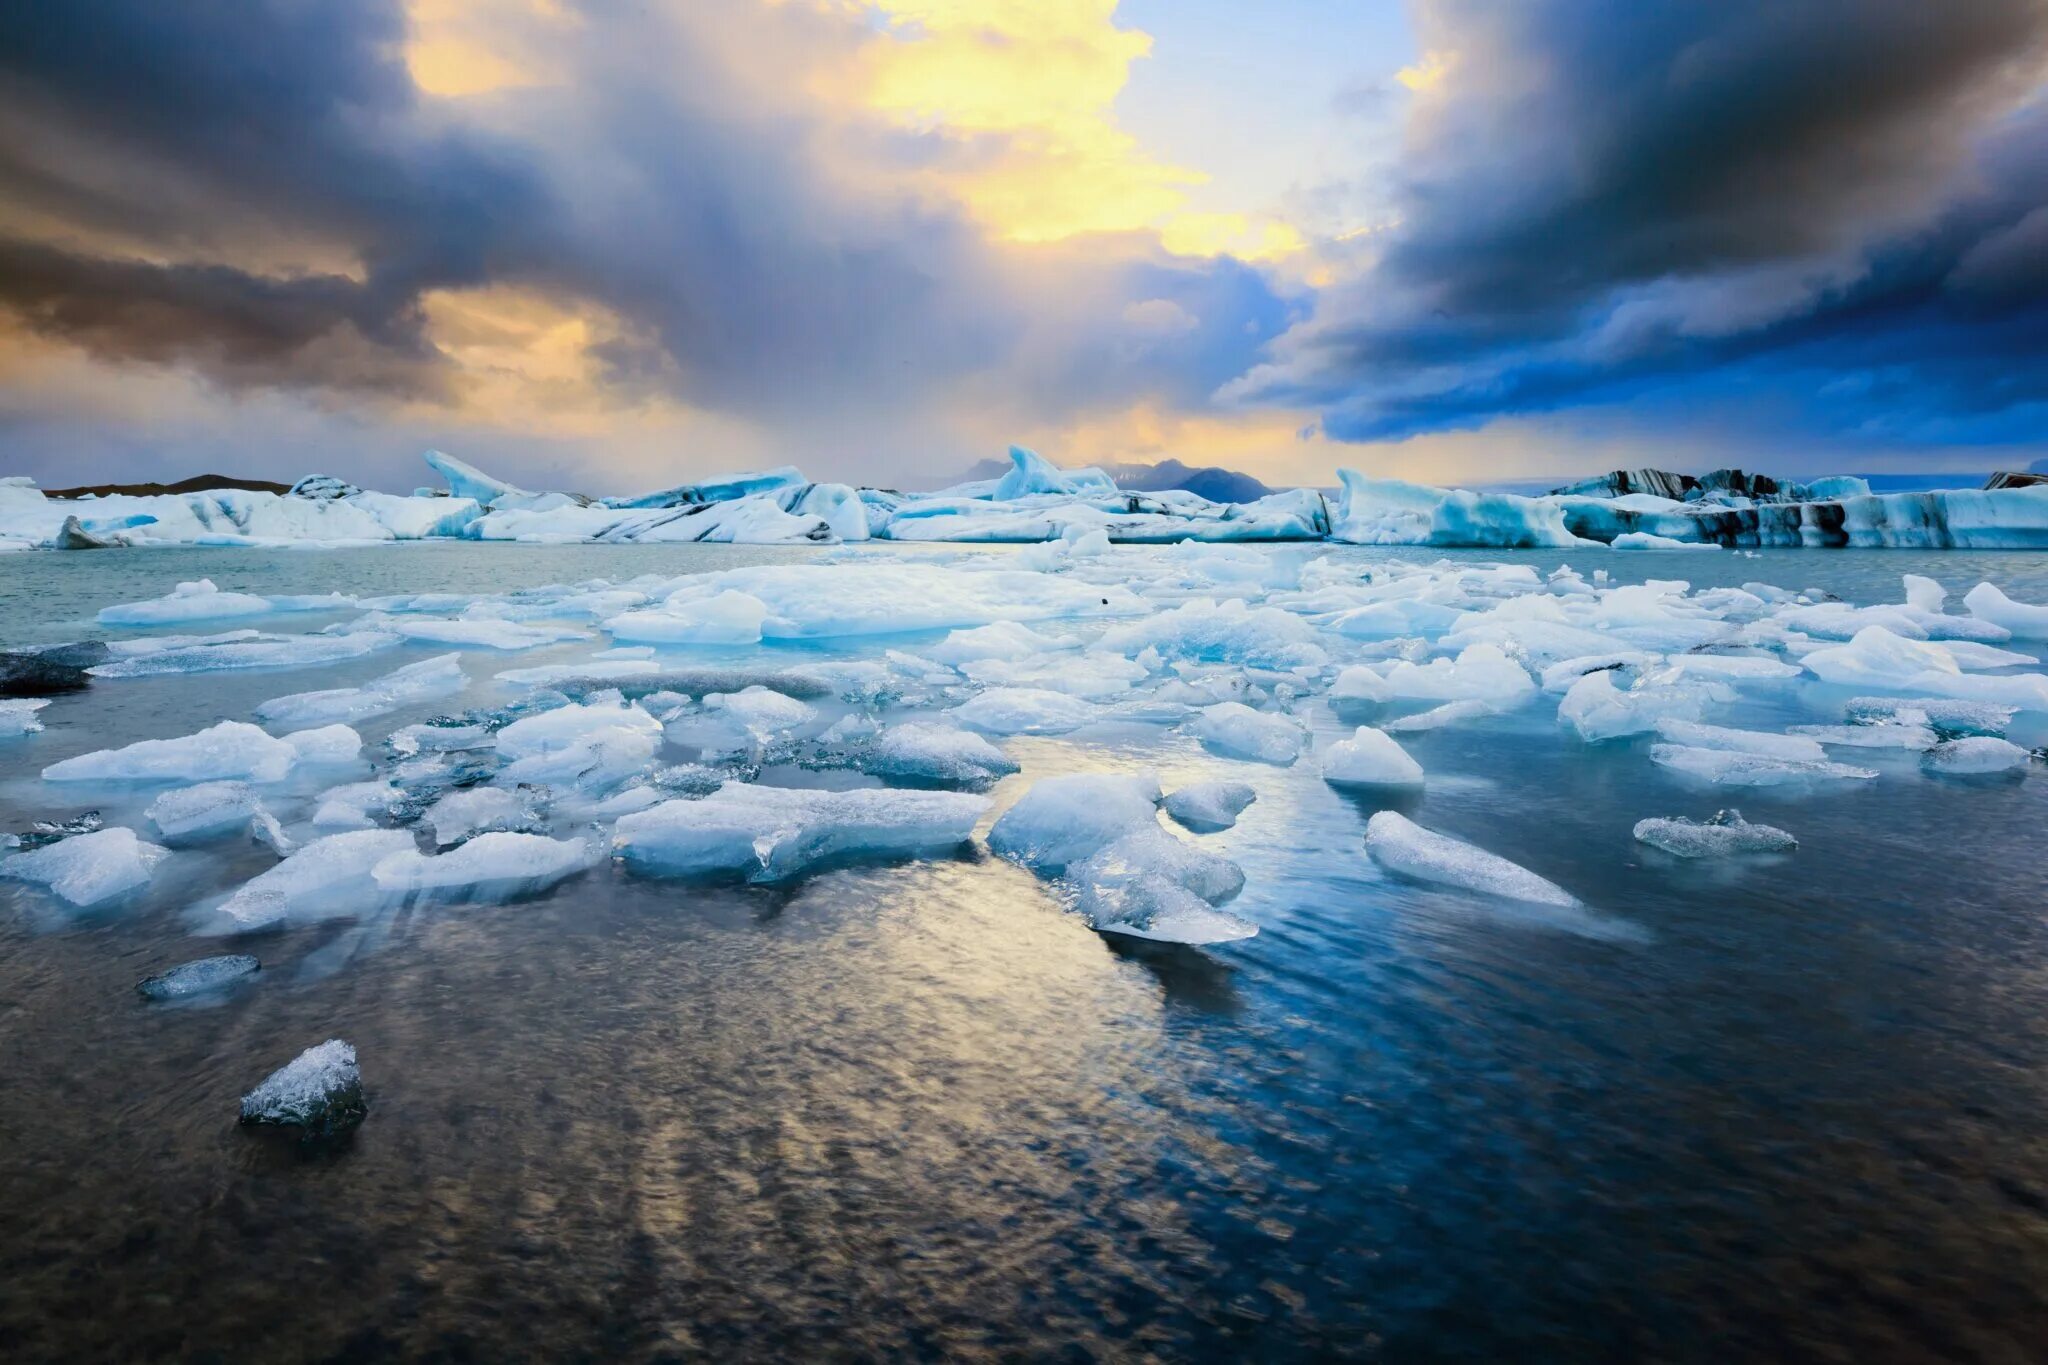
[{"x1": 1231, "y1": 0, "x2": 2048, "y2": 446}]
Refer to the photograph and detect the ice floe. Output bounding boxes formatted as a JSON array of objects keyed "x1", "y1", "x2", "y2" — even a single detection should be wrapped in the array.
[
  {"x1": 1322, "y1": 726, "x2": 1425, "y2": 788},
  {"x1": 254, "y1": 654, "x2": 466, "y2": 728},
  {"x1": 2, "y1": 826, "x2": 168, "y2": 906},
  {"x1": 612, "y1": 783, "x2": 986, "y2": 881},
  {"x1": 1161, "y1": 781, "x2": 1257, "y2": 832},
  {"x1": 1633, "y1": 810, "x2": 1797, "y2": 857},
  {"x1": 1189, "y1": 702, "x2": 1309, "y2": 765},
  {"x1": 1365, "y1": 811, "x2": 1580, "y2": 907},
  {"x1": 43, "y1": 721, "x2": 359, "y2": 784}
]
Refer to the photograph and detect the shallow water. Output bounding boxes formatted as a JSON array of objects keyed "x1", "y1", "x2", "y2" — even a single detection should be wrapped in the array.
[{"x1": 4, "y1": 543, "x2": 2048, "y2": 1361}]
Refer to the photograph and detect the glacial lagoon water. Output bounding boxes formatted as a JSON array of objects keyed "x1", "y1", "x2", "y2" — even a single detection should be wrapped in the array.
[{"x1": 4, "y1": 541, "x2": 2048, "y2": 1361}]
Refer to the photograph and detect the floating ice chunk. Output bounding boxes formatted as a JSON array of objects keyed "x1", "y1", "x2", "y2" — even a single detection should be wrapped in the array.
[
  {"x1": 249, "y1": 810, "x2": 296, "y2": 857},
  {"x1": 97, "y1": 578, "x2": 272, "y2": 625},
  {"x1": 283, "y1": 724, "x2": 363, "y2": 766},
  {"x1": 218, "y1": 829, "x2": 418, "y2": 928},
  {"x1": 950, "y1": 687, "x2": 1100, "y2": 735},
  {"x1": 1, "y1": 698, "x2": 48, "y2": 736},
  {"x1": 606, "y1": 590, "x2": 768, "y2": 645},
  {"x1": 1190, "y1": 702, "x2": 1308, "y2": 765},
  {"x1": 1660, "y1": 654, "x2": 1803, "y2": 681},
  {"x1": 958, "y1": 651, "x2": 1148, "y2": 700},
  {"x1": 495, "y1": 697, "x2": 662, "y2": 768},
  {"x1": 366, "y1": 616, "x2": 587, "y2": 650},
  {"x1": 136, "y1": 954, "x2": 260, "y2": 1000},
  {"x1": 987, "y1": 772, "x2": 1164, "y2": 872},
  {"x1": 1788, "y1": 723, "x2": 1938, "y2": 750},
  {"x1": 387, "y1": 720, "x2": 497, "y2": 757},
  {"x1": 88, "y1": 630, "x2": 398, "y2": 678},
  {"x1": 865, "y1": 723, "x2": 1018, "y2": 783},
  {"x1": 649, "y1": 563, "x2": 1139, "y2": 639},
  {"x1": 372, "y1": 832, "x2": 596, "y2": 898},
  {"x1": 311, "y1": 781, "x2": 403, "y2": 829},
  {"x1": 1365, "y1": 811, "x2": 1579, "y2": 907},
  {"x1": 1, "y1": 826, "x2": 168, "y2": 906},
  {"x1": 1653, "y1": 720, "x2": 1829, "y2": 762},
  {"x1": 1612, "y1": 532, "x2": 1719, "y2": 551},
  {"x1": 1903, "y1": 574, "x2": 1947, "y2": 613},
  {"x1": 926, "y1": 620, "x2": 1076, "y2": 666},
  {"x1": 1843, "y1": 696, "x2": 2014, "y2": 737},
  {"x1": 238, "y1": 1039, "x2": 366, "y2": 1139},
  {"x1": 703, "y1": 686, "x2": 817, "y2": 739},
  {"x1": 1922, "y1": 737, "x2": 2034, "y2": 775},
  {"x1": 494, "y1": 658, "x2": 664, "y2": 687},
  {"x1": 147, "y1": 781, "x2": 261, "y2": 840},
  {"x1": 1099, "y1": 597, "x2": 1328, "y2": 670},
  {"x1": 1540, "y1": 653, "x2": 1662, "y2": 692},
  {"x1": 423, "y1": 786, "x2": 542, "y2": 845},
  {"x1": 44, "y1": 720, "x2": 300, "y2": 784},
  {"x1": 1963, "y1": 582, "x2": 2048, "y2": 637},
  {"x1": 1557, "y1": 670, "x2": 1712, "y2": 741},
  {"x1": 1384, "y1": 699, "x2": 1498, "y2": 733},
  {"x1": 613, "y1": 783, "x2": 987, "y2": 881},
  {"x1": 255, "y1": 654, "x2": 466, "y2": 728},
  {"x1": 1633, "y1": 809, "x2": 1798, "y2": 857},
  {"x1": 1802, "y1": 626, "x2": 2048, "y2": 708},
  {"x1": 1330, "y1": 665, "x2": 1391, "y2": 702},
  {"x1": 1069, "y1": 827, "x2": 1254, "y2": 944},
  {"x1": 1162, "y1": 780, "x2": 1257, "y2": 831},
  {"x1": 1379, "y1": 644, "x2": 1534, "y2": 702},
  {"x1": 1321, "y1": 726, "x2": 1425, "y2": 788},
  {"x1": 1649, "y1": 744, "x2": 1878, "y2": 786}
]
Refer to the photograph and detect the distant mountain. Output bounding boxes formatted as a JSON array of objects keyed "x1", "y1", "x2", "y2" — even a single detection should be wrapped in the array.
[{"x1": 933, "y1": 456, "x2": 1272, "y2": 502}]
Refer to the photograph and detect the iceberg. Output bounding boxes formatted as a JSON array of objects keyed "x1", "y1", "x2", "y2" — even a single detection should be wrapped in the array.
[
  {"x1": 1633, "y1": 810, "x2": 1797, "y2": 858},
  {"x1": 2, "y1": 826, "x2": 168, "y2": 906},
  {"x1": 1161, "y1": 780, "x2": 1257, "y2": 832},
  {"x1": 1322, "y1": 726, "x2": 1425, "y2": 788},
  {"x1": 612, "y1": 783, "x2": 987, "y2": 881},
  {"x1": 1364, "y1": 811, "x2": 1580, "y2": 907},
  {"x1": 987, "y1": 772, "x2": 1164, "y2": 872},
  {"x1": 1189, "y1": 702, "x2": 1309, "y2": 765},
  {"x1": 255, "y1": 654, "x2": 467, "y2": 728},
  {"x1": 239, "y1": 1039, "x2": 367, "y2": 1140},
  {"x1": 136, "y1": 954, "x2": 261, "y2": 1000},
  {"x1": 425, "y1": 449, "x2": 527, "y2": 504}
]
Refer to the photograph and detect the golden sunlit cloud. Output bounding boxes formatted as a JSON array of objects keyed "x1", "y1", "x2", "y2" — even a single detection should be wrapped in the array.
[
  {"x1": 1394, "y1": 49, "x2": 1454, "y2": 93},
  {"x1": 405, "y1": 0, "x2": 566, "y2": 97}
]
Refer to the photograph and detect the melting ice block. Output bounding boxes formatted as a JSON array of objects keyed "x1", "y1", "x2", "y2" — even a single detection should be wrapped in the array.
[
  {"x1": 613, "y1": 783, "x2": 987, "y2": 881},
  {"x1": 255, "y1": 654, "x2": 466, "y2": 728},
  {"x1": 1162, "y1": 781, "x2": 1257, "y2": 831},
  {"x1": 217, "y1": 829, "x2": 418, "y2": 928},
  {"x1": 97, "y1": 579, "x2": 273, "y2": 626},
  {"x1": 1633, "y1": 810, "x2": 1797, "y2": 858},
  {"x1": 1649, "y1": 744, "x2": 1878, "y2": 786},
  {"x1": 1922, "y1": 737, "x2": 2034, "y2": 775},
  {"x1": 1, "y1": 826, "x2": 168, "y2": 906},
  {"x1": 1069, "y1": 827, "x2": 1255, "y2": 944},
  {"x1": 424, "y1": 786, "x2": 542, "y2": 846},
  {"x1": 147, "y1": 781, "x2": 263, "y2": 840},
  {"x1": 950, "y1": 687, "x2": 1100, "y2": 735},
  {"x1": 137, "y1": 954, "x2": 260, "y2": 1000},
  {"x1": 239, "y1": 1039, "x2": 367, "y2": 1140},
  {"x1": 865, "y1": 723, "x2": 1018, "y2": 783},
  {"x1": 1322, "y1": 726, "x2": 1425, "y2": 788},
  {"x1": 987, "y1": 772, "x2": 1164, "y2": 872},
  {"x1": 1189, "y1": 702, "x2": 1308, "y2": 765},
  {"x1": 1365, "y1": 811, "x2": 1581, "y2": 907},
  {"x1": 372, "y1": 833, "x2": 597, "y2": 898}
]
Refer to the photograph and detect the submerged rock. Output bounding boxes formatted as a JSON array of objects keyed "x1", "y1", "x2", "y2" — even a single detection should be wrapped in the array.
[
  {"x1": 239, "y1": 1040, "x2": 367, "y2": 1140},
  {"x1": 136, "y1": 954, "x2": 261, "y2": 1000},
  {"x1": 0, "y1": 641, "x2": 107, "y2": 697}
]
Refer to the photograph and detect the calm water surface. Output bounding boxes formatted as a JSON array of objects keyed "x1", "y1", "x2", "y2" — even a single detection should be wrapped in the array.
[{"x1": 4, "y1": 542, "x2": 2048, "y2": 1362}]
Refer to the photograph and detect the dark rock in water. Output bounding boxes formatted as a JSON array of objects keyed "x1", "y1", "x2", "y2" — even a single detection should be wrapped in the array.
[
  {"x1": 239, "y1": 1040, "x2": 367, "y2": 1141},
  {"x1": 1, "y1": 643, "x2": 101, "y2": 697},
  {"x1": 53, "y1": 515, "x2": 124, "y2": 550},
  {"x1": 1985, "y1": 471, "x2": 2048, "y2": 490},
  {"x1": 17, "y1": 811, "x2": 102, "y2": 850},
  {"x1": 137, "y1": 954, "x2": 261, "y2": 1001},
  {"x1": 553, "y1": 670, "x2": 833, "y2": 702},
  {"x1": 287, "y1": 474, "x2": 362, "y2": 501}
]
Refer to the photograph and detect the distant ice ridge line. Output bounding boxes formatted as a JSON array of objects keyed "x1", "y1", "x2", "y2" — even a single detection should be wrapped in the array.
[{"x1": 12, "y1": 446, "x2": 2040, "y2": 550}]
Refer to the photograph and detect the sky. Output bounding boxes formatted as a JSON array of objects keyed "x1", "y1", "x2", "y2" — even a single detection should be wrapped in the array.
[{"x1": 3, "y1": 0, "x2": 2047, "y2": 495}]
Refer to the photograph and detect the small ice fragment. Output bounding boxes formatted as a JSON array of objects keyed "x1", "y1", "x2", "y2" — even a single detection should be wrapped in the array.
[
  {"x1": 255, "y1": 654, "x2": 466, "y2": 728},
  {"x1": 249, "y1": 810, "x2": 296, "y2": 857},
  {"x1": 1922, "y1": 737, "x2": 2033, "y2": 775},
  {"x1": 1161, "y1": 781, "x2": 1257, "y2": 832},
  {"x1": 1321, "y1": 726, "x2": 1425, "y2": 789},
  {"x1": 311, "y1": 781, "x2": 403, "y2": 829},
  {"x1": 1365, "y1": 811, "x2": 1580, "y2": 907},
  {"x1": 238, "y1": 1039, "x2": 367, "y2": 1140},
  {"x1": 18, "y1": 810, "x2": 102, "y2": 848},
  {"x1": 1189, "y1": 702, "x2": 1308, "y2": 765},
  {"x1": 1, "y1": 826, "x2": 168, "y2": 906},
  {"x1": 864, "y1": 723, "x2": 1018, "y2": 783},
  {"x1": 147, "y1": 781, "x2": 261, "y2": 841},
  {"x1": 137, "y1": 954, "x2": 260, "y2": 1000},
  {"x1": 987, "y1": 772, "x2": 1164, "y2": 872},
  {"x1": 1632, "y1": 809, "x2": 1797, "y2": 858},
  {"x1": 1648, "y1": 744, "x2": 1878, "y2": 786},
  {"x1": 372, "y1": 832, "x2": 596, "y2": 897},
  {"x1": 367, "y1": 616, "x2": 587, "y2": 650}
]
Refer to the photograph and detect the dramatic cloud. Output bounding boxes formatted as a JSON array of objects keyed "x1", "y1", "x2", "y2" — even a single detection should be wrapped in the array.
[{"x1": 1228, "y1": 0, "x2": 2048, "y2": 452}]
